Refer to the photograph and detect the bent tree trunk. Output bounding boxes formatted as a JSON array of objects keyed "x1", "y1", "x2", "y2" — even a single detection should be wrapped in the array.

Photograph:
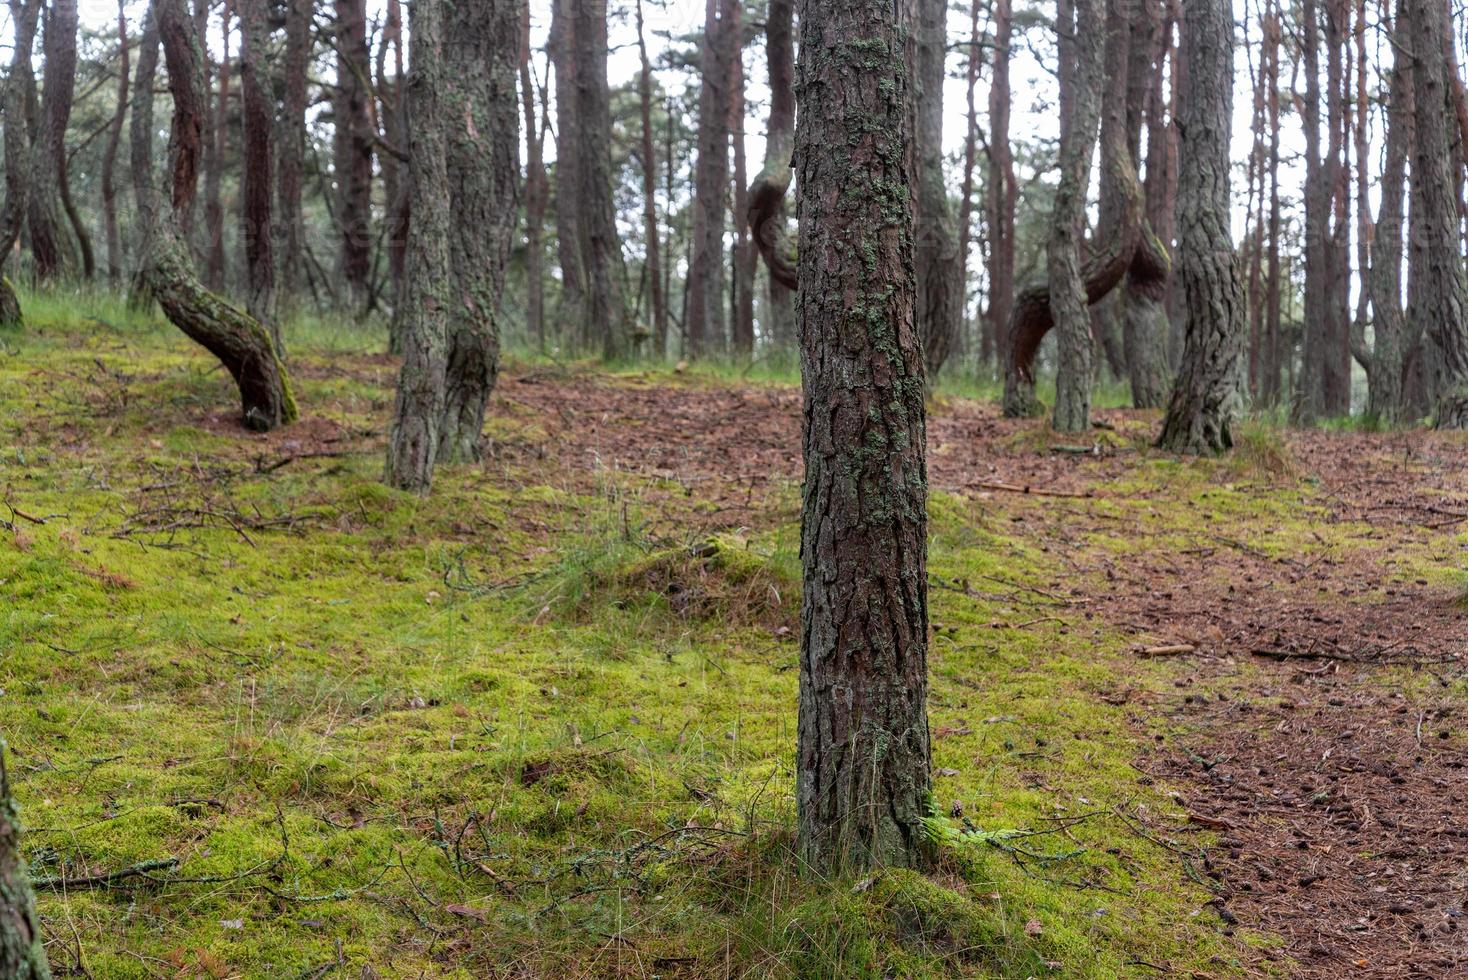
[
  {"x1": 437, "y1": 0, "x2": 520, "y2": 464},
  {"x1": 141, "y1": 0, "x2": 296, "y2": 432},
  {"x1": 1156, "y1": 0, "x2": 1246, "y2": 454},
  {"x1": 795, "y1": 0, "x2": 931, "y2": 873},
  {"x1": 0, "y1": 744, "x2": 49, "y2": 979}
]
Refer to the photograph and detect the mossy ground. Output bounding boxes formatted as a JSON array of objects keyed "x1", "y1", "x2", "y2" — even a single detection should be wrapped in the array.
[{"x1": 0, "y1": 290, "x2": 1353, "y2": 978}]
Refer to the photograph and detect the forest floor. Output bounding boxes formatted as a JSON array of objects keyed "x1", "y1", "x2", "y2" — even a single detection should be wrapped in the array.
[{"x1": 1, "y1": 302, "x2": 1465, "y2": 978}]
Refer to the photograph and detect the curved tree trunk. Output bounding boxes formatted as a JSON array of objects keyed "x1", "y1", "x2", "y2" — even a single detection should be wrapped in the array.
[
  {"x1": 437, "y1": 0, "x2": 521, "y2": 465},
  {"x1": 752, "y1": 0, "x2": 796, "y2": 347},
  {"x1": 913, "y1": 0, "x2": 961, "y2": 380},
  {"x1": 0, "y1": 0, "x2": 41, "y2": 327},
  {"x1": 795, "y1": 0, "x2": 931, "y2": 874},
  {"x1": 1156, "y1": 0, "x2": 1246, "y2": 454},
  {"x1": 0, "y1": 744, "x2": 50, "y2": 980},
  {"x1": 385, "y1": 0, "x2": 452, "y2": 491},
  {"x1": 138, "y1": 0, "x2": 297, "y2": 433},
  {"x1": 238, "y1": 0, "x2": 277, "y2": 344}
]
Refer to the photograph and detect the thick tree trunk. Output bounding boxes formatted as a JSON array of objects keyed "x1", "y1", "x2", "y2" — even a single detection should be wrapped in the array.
[
  {"x1": 386, "y1": 0, "x2": 453, "y2": 491},
  {"x1": 521, "y1": 17, "x2": 549, "y2": 352},
  {"x1": 634, "y1": 0, "x2": 667, "y2": 356},
  {"x1": 795, "y1": 0, "x2": 931, "y2": 874},
  {"x1": 748, "y1": 0, "x2": 797, "y2": 347},
  {"x1": 548, "y1": 0, "x2": 585, "y2": 342},
  {"x1": 688, "y1": 0, "x2": 732, "y2": 357},
  {"x1": 913, "y1": 0, "x2": 961, "y2": 380},
  {"x1": 140, "y1": 0, "x2": 296, "y2": 433},
  {"x1": 1156, "y1": 0, "x2": 1246, "y2": 454},
  {"x1": 0, "y1": 0, "x2": 40, "y2": 327},
  {"x1": 333, "y1": 0, "x2": 374, "y2": 310},
  {"x1": 0, "y1": 744, "x2": 49, "y2": 979},
  {"x1": 1049, "y1": 0, "x2": 1108, "y2": 432},
  {"x1": 101, "y1": 0, "x2": 130, "y2": 285},
  {"x1": 1403, "y1": 0, "x2": 1468, "y2": 427},
  {"x1": 28, "y1": 0, "x2": 79, "y2": 282},
  {"x1": 437, "y1": 0, "x2": 521, "y2": 464},
  {"x1": 277, "y1": 0, "x2": 311, "y2": 303},
  {"x1": 238, "y1": 0, "x2": 277, "y2": 343}
]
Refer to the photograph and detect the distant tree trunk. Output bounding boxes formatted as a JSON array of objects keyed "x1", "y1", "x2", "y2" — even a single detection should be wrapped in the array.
[
  {"x1": 28, "y1": 0, "x2": 79, "y2": 282},
  {"x1": 1261, "y1": 0, "x2": 1283, "y2": 407},
  {"x1": 521, "y1": 15, "x2": 548, "y2": 352},
  {"x1": 380, "y1": 0, "x2": 410, "y2": 351},
  {"x1": 989, "y1": 0, "x2": 1020, "y2": 399},
  {"x1": 386, "y1": 0, "x2": 452, "y2": 490},
  {"x1": 0, "y1": 0, "x2": 40, "y2": 326},
  {"x1": 277, "y1": 0, "x2": 311, "y2": 303},
  {"x1": 748, "y1": 0, "x2": 796, "y2": 347},
  {"x1": 101, "y1": 0, "x2": 130, "y2": 285},
  {"x1": 1050, "y1": 0, "x2": 1108, "y2": 432},
  {"x1": 795, "y1": 0, "x2": 931, "y2": 874},
  {"x1": 573, "y1": 0, "x2": 627, "y2": 359},
  {"x1": 548, "y1": 0, "x2": 585, "y2": 343},
  {"x1": 0, "y1": 744, "x2": 50, "y2": 980},
  {"x1": 1156, "y1": 0, "x2": 1246, "y2": 454},
  {"x1": 238, "y1": 0, "x2": 277, "y2": 343},
  {"x1": 913, "y1": 0, "x2": 961, "y2": 380},
  {"x1": 202, "y1": 0, "x2": 229, "y2": 290},
  {"x1": 958, "y1": 0, "x2": 984, "y2": 364},
  {"x1": 333, "y1": 0, "x2": 374, "y2": 310},
  {"x1": 1403, "y1": 0, "x2": 1468, "y2": 427},
  {"x1": 730, "y1": 6, "x2": 757, "y2": 359},
  {"x1": 634, "y1": 0, "x2": 667, "y2": 355},
  {"x1": 128, "y1": 3, "x2": 161, "y2": 293},
  {"x1": 437, "y1": 0, "x2": 521, "y2": 464},
  {"x1": 140, "y1": 0, "x2": 297, "y2": 433},
  {"x1": 687, "y1": 0, "x2": 732, "y2": 357}
]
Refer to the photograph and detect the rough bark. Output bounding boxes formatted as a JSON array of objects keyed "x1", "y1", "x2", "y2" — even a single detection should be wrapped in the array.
[
  {"x1": 1403, "y1": 0, "x2": 1468, "y2": 427},
  {"x1": 795, "y1": 0, "x2": 931, "y2": 874},
  {"x1": 386, "y1": 0, "x2": 453, "y2": 490},
  {"x1": 687, "y1": 0, "x2": 733, "y2": 356},
  {"x1": 520, "y1": 15, "x2": 549, "y2": 351},
  {"x1": 0, "y1": 744, "x2": 50, "y2": 980},
  {"x1": 958, "y1": 0, "x2": 984, "y2": 363},
  {"x1": 573, "y1": 0, "x2": 627, "y2": 359},
  {"x1": 729, "y1": 0, "x2": 756, "y2": 357},
  {"x1": 141, "y1": 0, "x2": 297, "y2": 433},
  {"x1": 634, "y1": 0, "x2": 667, "y2": 355},
  {"x1": 238, "y1": 0, "x2": 277, "y2": 342},
  {"x1": 747, "y1": 0, "x2": 797, "y2": 346},
  {"x1": 1156, "y1": 0, "x2": 1246, "y2": 454},
  {"x1": 333, "y1": 0, "x2": 374, "y2": 310},
  {"x1": 27, "y1": 0, "x2": 79, "y2": 282},
  {"x1": 1260, "y1": 0, "x2": 1283, "y2": 407},
  {"x1": 913, "y1": 0, "x2": 961, "y2": 379},
  {"x1": 202, "y1": 0, "x2": 229, "y2": 290},
  {"x1": 381, "y1": 0, "x2": 410, "y2": 351},
  {"x1": 0, "y1": 0, "x2": 40, "y2": 327},
  {"x1": 277, "y1": 0, "x2": 312, "y2": 302},
  {"x1": 988, "y1": 0, "x2": 1018, "y2": 391},
  {"x1": 437, "y1": 0, "x2": 521, "y2": 465},
  {"x1": 548, "y1": 0, "x2": 585, "y2": 339},
  {"x1": 101, "y1": 0, "x2": 130, "y2": 285}
]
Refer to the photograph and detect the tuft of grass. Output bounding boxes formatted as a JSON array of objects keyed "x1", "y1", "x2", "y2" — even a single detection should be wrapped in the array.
[{"x1": 1228, "y1": 419, "x2": 1297, "y2": 480}]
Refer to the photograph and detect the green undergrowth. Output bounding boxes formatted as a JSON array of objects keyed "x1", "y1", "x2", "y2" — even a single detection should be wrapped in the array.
[{"x1": 0, "y1": 296, "x2": 1282, "y2": 977}]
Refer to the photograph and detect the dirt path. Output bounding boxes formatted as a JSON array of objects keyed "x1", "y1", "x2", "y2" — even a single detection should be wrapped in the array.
[{"x1": 493, "y1": 370, "x2": 1468, "y2": 977}]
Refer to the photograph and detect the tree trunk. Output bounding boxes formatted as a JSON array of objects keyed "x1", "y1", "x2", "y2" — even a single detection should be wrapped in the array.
[
  {"x1": 437, "y1": 0, "x2": 521, "y2": 464},
  {"x1": 202, "y1": 1, "x2": 229, "y2": 290},
  {"x1": 386, "y1": 0, "x2": 452, "y2": 490},
  {"x1": 957, "y1": 0, "x2": 984, "y2": 366},
  {"x1": 380, "y1": 0, "x2": 410, "y2": 351},
  {"x1": 913, "y1": 0, "x2": 961, "y2": 380},
  {"x1": 730, "y1": 6, "x2": 756, "y2": 359},
  {"x1": 988, "y1": 0, "x2": 1019, "y2": 395},
  {"x1": 238, "y1": 0, "x2": 277, "y2": 343},
  {"x1": 1403, "y1": 0, "x2": 1468, "y2": 427},
  {"x1": 634, "y1": 0, "x2": 667, "y2": 356},
  {"x1": 277, "y1": 0, "x2": 311, "y2": 303},
  {"x1": 27, "y1": 0, "x2": 79, "y2": 282},
  {"x1": 1050, "y1": 0, "x2": 1108, "y2": 433},
  {"x1": 0, "y1": 744, "x2": 49, "y2": 980},
  {"x1": 688, "y1": 0, "x2": 732, "y2": 357},
  {"x1": 1261, "y1": 0, "x2": 1283, "y2": 407},
  {"x1": 140, "y1": 0, "x2": 297, "y2": 433},
  {"x1": 0, "y1": 0, "x2": 41, "y2": 327},
  {"x1": 333, "y1": 0, "x2": 374, "y2": 310},
  {"x1": 548, "y1": 0, "x2": 585, "y2": 344},
  {"x1": 795, "y1": 0, "x2": 931, "y2": 874},
  {"x1": 521, "y1": 14, "x2": 549, "y2": 352},
  {"x1": 1156, "y1": 0, "x2": 1246, "y2": 454},
  {"x1": 573, "y1": 0, "x2": 627, "y2": 360},
  {"x1": 101, "y1": 0, "x2": 130, "y2": 285},
  {"x1": 748, "y1": 0, "x2": 797, "y2": 347}
]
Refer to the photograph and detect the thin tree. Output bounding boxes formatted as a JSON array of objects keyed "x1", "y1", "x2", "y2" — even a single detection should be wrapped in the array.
[
  {"x1": 28, "y1": 0, "x2": 79, "y2": 282},
  {"x1": 957, "y1": 0, "x2": 985, "y2": 363},
  {"x1": 202, "y1": 0, "x2": 230, "y2": 290},
  {"x1": 277, "y1": 0, "x2": 312, "y2": 303},
  {"x1": 100, "y1": 0, "x2": 130, "y2": 285},
  {"x1": 914, "y1": 0, "x2": 962, "y2": 379},
  {"x1": 730, "y1": 5, "x2": 757, "y2": 358},
  {"x1": 333, "y1": 0, "x2": 374, "y2": 309},
  {"x1": 747, "y1": 0, "x2": 797, "y2": 347},
  {"x1": 634, "y1": 0, "x2": 667, "y2": 355},
  {"x1": 521, "y1": 10, "x2": 549, "y2": 352},
  {"x1": 0, "y1": 743, "x2": 49, "y2": 979},
  {"x1": 548, "y1": 0, "x2": 585, "y2": 340},
  {"x1": 238, "y1": 0, "x2": 277, "y2": 341},
  {"x1": 0, "y1": 0, "x2": 40, "y2": 326},
  {"x1": 378, "y1": 0, "x2": 408, "y2": 337},
  {"x1": 573, "y1": 0, "x2": 628, "y2": 359},
  {"x1": 986, "y1": 0, "x2": 1016, "y2": 383},
  {"x1": 136, "y1": 0, "x2": 297, "y2": 433},
  {"x1": 795, "y1": 0, "x2": 932, "y2": 872},
  {"x1": 1156, "y1": 0, "x2": 1247, "y2": 453},
  {"x1": 687, "y1": 0, "x2": 733, "y2": 356}
]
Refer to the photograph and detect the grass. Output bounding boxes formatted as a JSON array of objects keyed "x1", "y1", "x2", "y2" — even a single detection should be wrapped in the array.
[{"x1": 0, "y1": 289, "x2": 1302, "y2": 978}]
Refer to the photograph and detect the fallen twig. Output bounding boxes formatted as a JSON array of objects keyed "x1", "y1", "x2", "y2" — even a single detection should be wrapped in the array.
[
  {"x1": 32, "y1": 857, "x2": 180, "y2": 890},
  {"x1": 1136, "y1": 643, "x2": 1196, "y2": 658},
  {"x1": 968, "y1": 480, "x2": 1096, "y2": 499}
]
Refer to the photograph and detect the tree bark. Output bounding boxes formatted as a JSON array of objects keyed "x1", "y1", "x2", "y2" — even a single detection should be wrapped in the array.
[
  {"x1": 747, "y1": 0, "x2": 797, "y2": 347},
  {"x1": 140, "y1": 0, "x2": 297, "y2": 433},
  {"x1": 277, "y1": 0, "x2": 312, "y2": 303},
  {"x1": 913, "y1": 0, "x2": 961, "y2": 379},
  {"x1": 521, "y1": 12, "x2": 549, "y2": 352},
  {"x1": 27, "y1": 0, "x2": 79, "y2": 282},
  {"x1": 730, "y1": 7, "x2": 756, "y2": 359},
  {"x1": 101, "y1": 0, "x2": 131, "y2": 286},
  {"x1": 1403, "y1": 0, "x2": 1468, "y2": 427},
  {"x1": 333, "y1": 0, "x2": 374, "y2": 310},
  {"x1": 0, "y1": 744, "x2": 49, "y2": 979},
  {"x1": 437, "y1": 0, "x2": 521, "y2": 464},
  {"x1": 688, "y1": 0, "x2": 732, "y2": 356},
  {"x1": 548, "y1": 0, "x2": 585, "y2": 342},
  {"x1": 573, "y1": 0, "x2": 627, "y2": 360},
  {"x1": 958, "y1": 0, "x2": 984, "y2": 365},
  {"x1": 988, "y1": 0, "x2": 1018, "y2": 393},
  {"x1": 1261, "y1": 0, "x2": 1283, "y2": 407},
  {"x1": 634, "y1": 0, "x2": 667, "y2": 355},
  {"x1": 386, "y1": 0, "x2": 453, "y2": 490},
  {"x1": 1156, "y1": 0, "x2": 1246, "y2": 454},
  {"x1": 795, "y1": 0, "x2": 931, "y2": 874},
  {"x1": 202, "y1": 0, "x2": 229, "y2": 290},
  {"x1": 238, "y1": 0, "x2": 277, "y2": 343},
  {"x1": 0, "y1": 0, "x2": 40, "y2": 327}
]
